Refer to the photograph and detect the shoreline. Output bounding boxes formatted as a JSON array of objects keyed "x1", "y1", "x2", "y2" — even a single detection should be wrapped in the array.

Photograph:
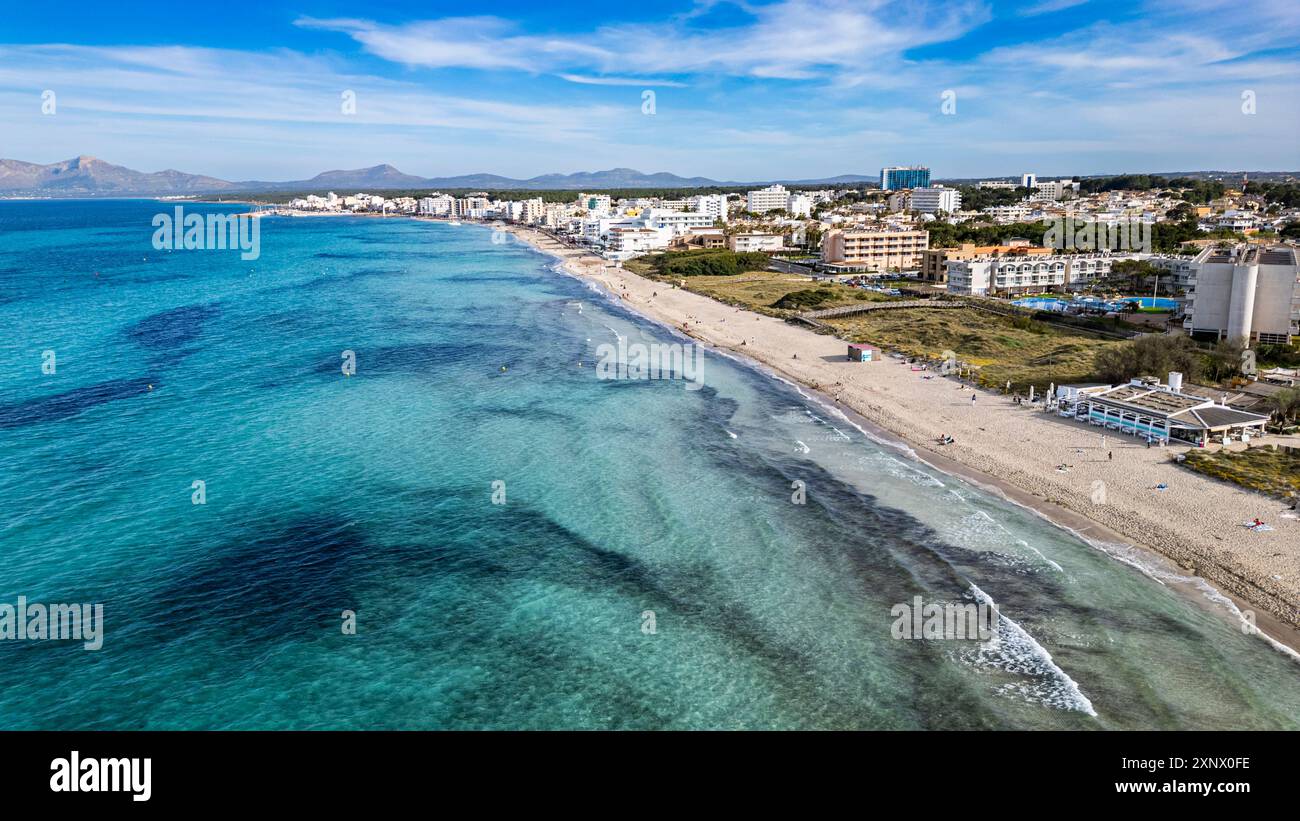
[{"x1": 498, "y1": 222, "x2": 1300, "y2": 659}]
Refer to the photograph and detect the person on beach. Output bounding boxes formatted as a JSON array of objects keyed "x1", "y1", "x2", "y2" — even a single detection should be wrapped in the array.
[
  {"x1": 1108, "y1": 451, "x2": 1113, "y2": 461},
  {"x1": 971, "y1": 393, "x2": 977, "y2": 403}
]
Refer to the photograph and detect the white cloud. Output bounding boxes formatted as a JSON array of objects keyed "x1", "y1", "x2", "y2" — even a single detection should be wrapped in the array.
[
  {"x1": 299, "y1": 1, "x2": 992, "y2": 82},
  {"x1": 1018, "y1": 0, "x2": 1088, "y2": 17},
  {"x1": 559, "y1": 75, "x2": 688, "y2": 87},
  {"x1": 0, "y1": 0, "x2": 1296, "y2": 179}
]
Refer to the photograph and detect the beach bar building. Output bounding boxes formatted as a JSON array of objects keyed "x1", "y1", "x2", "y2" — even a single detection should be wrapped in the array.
[
  {"x1": 1059, "y1": 373, "x2": 1269, "y2": 445},
  {"x1": 847, "y1": 344, "x2": 879, "y2": 362}
]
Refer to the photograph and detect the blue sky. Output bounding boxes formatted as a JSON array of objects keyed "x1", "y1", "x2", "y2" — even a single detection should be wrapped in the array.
[{"x1": 2, "y1": 0, "x2": 1297, "y2": 181}]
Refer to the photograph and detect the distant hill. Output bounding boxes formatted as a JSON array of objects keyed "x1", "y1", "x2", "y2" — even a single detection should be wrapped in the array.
[
  {"x1": 936, "y1": 170, "x2": 1298, "y2": 185},
  {"x1": 1, "y1": 156, "x2": 1291, "y2": 197},
  {"x1": 293, "y1": 163, "x2": 432, "y2": 190},
  {"x1": 0, "y1": 156, "x2": 237, "y2": 195},
  {"x1": 0, "y1": 156, "x2": 877, "y2": 196}
]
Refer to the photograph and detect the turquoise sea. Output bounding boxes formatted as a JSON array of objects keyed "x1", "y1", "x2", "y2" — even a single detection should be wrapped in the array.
[{"x1": 0, "y1": 199, "x2": 1296, "y2": 729}]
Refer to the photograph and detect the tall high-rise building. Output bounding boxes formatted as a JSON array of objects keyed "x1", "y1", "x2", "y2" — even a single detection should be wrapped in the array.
[{"x1": 880, "y1": 166, "x2": 931, "y2": 191}]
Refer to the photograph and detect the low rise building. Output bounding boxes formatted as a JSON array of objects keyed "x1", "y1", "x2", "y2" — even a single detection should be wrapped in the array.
[
  {"x1": 1061, "y1": 374, "x2": 1269, "y2": 445},
  {"x1": 729, "y1": 233, "x2": 785, "y2": 253},
  {"x1": 920, "y1": 241, "x2": 1047, "y2": 284},
  {"x1": 606, "y1": 226, "x2": 671, "y2": 260},
  {"x1": 946, "y1": 251, "x2": 1143, "y2": 296}
]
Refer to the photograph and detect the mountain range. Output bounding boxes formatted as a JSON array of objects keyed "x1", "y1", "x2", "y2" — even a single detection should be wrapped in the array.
[
  {"x1": 2, "y1": 157, "x2": 1293, "y2": 197},
  {"x1": 0, "y1": 156, "x2": 875, "y2": 196}
]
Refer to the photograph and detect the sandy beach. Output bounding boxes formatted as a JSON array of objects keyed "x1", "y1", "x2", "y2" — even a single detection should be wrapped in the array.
[{"x1": 503, "y1": 224, "x2": 1300, "y2": 650}]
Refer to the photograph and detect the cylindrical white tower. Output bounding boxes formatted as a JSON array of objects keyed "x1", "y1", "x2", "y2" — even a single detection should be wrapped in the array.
[{"x1": 1226, "y1": 261, "x2": 1258, "y2": 342}]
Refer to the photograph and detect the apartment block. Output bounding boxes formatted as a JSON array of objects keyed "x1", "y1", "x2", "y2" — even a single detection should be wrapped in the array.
[
  {"x1": 910, "y1": 186, "x2": 962, "y2": 214},
  {"x1": 946, "y1": 251, "x2": 1144, "y2": 296},
  {"x1": 821, "y1": 229, "x2": 929, "y2": 272},
  {"x1": 746, "y1": 184, "x2": 790, "y2": 214},
  {"x1": 920, "y1": 241, "x2": 1046, "y2": 284}
]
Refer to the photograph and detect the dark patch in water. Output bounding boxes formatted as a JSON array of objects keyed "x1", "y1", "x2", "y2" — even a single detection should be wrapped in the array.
[
  {"x1": 125, "y1": 304, "x2": 219, "y2": 350},
  {"x1": 145, "y1": 514, "x2": 374, "y2": 645},
  {"x1": 474, "y1": 402, "x2": 575, "y2": 425},
  {"x1": 442, "y1": 274, "x2": 539, "y2": 285},
  {"x1": 120, "y1": 272, "x2": 196, "y2": 287},
  {"x1": 394, "y1": 496, "x2": 817, "y2": 675},
  {"x1": 0, "y1": 377, "x2": 154, "y2": 429}
]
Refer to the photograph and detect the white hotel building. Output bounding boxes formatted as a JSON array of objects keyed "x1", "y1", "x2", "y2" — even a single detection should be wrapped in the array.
[
  {"x1": 647, "y1": 209, "x2": 715, "y2": 233},
  {"x1": 745, "y1": 184, "x2": 809, "y2": 215},
  {"x1": 606, "y1": 226, "x2": 672, "y2": 260},
  {"x1": 729, "y1": 233, "x2": 785, "y2": 253},
  {"x1": 910, "y1": 186, "x2": 962, "y2": 215},
  {"x1": 689, "y1": 194, "x2": 730, "y2": 223},
  {"x1": 946, "y1": 251, "x2": 1144, "y2": 296},
  {"x1": 1184, "y1": 245, "x2": 1300, "y2": 345},
  {"x1": 418, "y1": 195, "x2": 455, "y2": 216}
]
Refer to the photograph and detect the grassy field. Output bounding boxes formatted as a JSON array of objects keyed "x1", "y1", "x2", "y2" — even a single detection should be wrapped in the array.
[
  {"x1": 1179, "y1": 446, "x2": 1300, "y2": 500},
  {"x1": 674, "y1": 273, "x2": 896, "y2": 317},
  {"x1": 623, "y1": 252, "x2": 1124, "y2": 390},
  {"x1": 827, "y1": 307, "x2": 1120, "y2": 391}
]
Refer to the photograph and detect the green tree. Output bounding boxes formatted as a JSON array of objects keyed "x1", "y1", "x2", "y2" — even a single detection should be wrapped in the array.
[
  {"x1": 1093, "y1": 334, "x2": 1203, "y2": 383},
  {"x1": 1267, "y1": 388, "x2": 1300, "y2": 424},
  {"x1": 1203, "y1": 339, "x2": 1247, "y2": 382}
]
